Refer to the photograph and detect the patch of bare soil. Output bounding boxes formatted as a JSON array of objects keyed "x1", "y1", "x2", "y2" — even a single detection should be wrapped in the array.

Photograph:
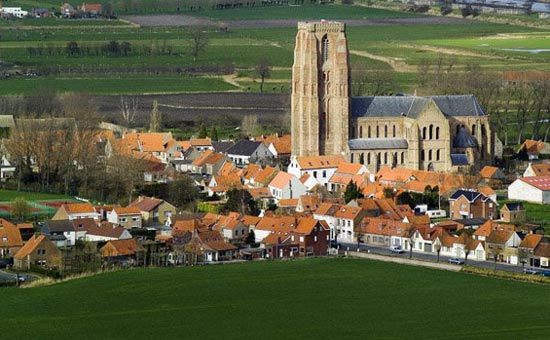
[
  {"x1": 121, "y1": 15, "x2": 471, "y2": 28},
  {"x1": 393, "y1": 43, "x2": 515, "y2": 60},
  {"x1": 350, "y1": 50, "x2": 416, "y2": 72}
]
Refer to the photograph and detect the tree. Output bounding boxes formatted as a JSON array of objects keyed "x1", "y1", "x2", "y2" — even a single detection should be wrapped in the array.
[
  {"x1": 10, "y1": 197, "x2": 31, "y2": 221},
  {"x1": 188, "y1": 27, "x2": 208, "y2": 61},
  {"x1": 245, "y1": 230, "x2": 256, "y2": 246},
  {"x1": 120, "y1": 96, "x2": 139, "y2": 125},
  {"x1": 404, "y1": 227, "x2": 416, "y2": 259},
  {"x1": 254, "y1": 58, "x2": 271, "y2": 93},
  {"x1": 198, "y1": 124, "x2": 208, "y2": 138},
  {"x1": 210, "y1": 126, "x2": 219, "y2": 141},
  {"x1": 167, "y1": 176, "x2": 200, "y2": 208},
  {"x1": 222, "y1": 189, "x2": 258, "y2": 215},
  {"x1": 120, "y1": 41, "x2": 132, "y2": 56},
  {"x1": 104, "y1": 40, "x2": 121, "y2": 56},
  {"x1": 149, "y1": 100, "x2": 162, "y2": 132},
  {"x1": 241, "y1": 114, "x2": 259, "y2": 137},
  {"x1": 344, "y1": 181, "x2": 364, "y2": 203},
  {"x1": 435, "y1": 242, "x2": 442, "y2": 263},
  {"x1": 383, "y1": 187, "x2": 395, "y2": 199},
  {"x1": 66, "y1": 41, "x2": 80, "y2": 57}
]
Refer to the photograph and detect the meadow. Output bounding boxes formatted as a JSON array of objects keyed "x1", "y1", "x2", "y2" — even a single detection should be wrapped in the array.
[{"x1": 3, "y1": 258, "x2": 550, "y2": 339}]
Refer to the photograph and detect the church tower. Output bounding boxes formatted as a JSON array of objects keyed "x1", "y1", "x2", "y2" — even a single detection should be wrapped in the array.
[{"x1": 291, "y1": 21, "x2": 350, "y2": 157}]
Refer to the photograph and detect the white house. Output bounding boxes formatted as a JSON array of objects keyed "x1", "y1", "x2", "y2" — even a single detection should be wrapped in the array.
[
  {"x1": 288, "y1": 155, "x2": 345, "y2": 190},
  {"x1": 226, "y1": 140, "x2": 273, "y2": 166},
  {"x1": 84, "y1": 222, "x2": 133, "y2": 242},
  {"x1": 268, "y1": 171, "x2": 307, "y2": 201},
  {"x1": 333, "y1": 205, "x2": 365, "y2": 243},
  {"x1": 508, "y1": 176, "x2": 550, "y2": 204},
  {"x1": 1, "y1": 7, "x2": 29, "y2": 18},
  {"x1": 313, "y1": 203, "x2": 341, "y2": 241},
  {"x1": 0, "y1": 156, "x2": 16, "y2": 181},
  {"x1": 107, "y1": 207, "x2": 142, "y2": 229}
]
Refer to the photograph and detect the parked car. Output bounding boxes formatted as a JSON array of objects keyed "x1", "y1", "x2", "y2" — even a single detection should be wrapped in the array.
[
  {"x1": 448, "y1": 258, "x2": 465, "y2": 265},
  {"x1": 390, "y1": 245, "x2": 404, "y2": 254},
  {"x1": 523, "y1": 268, "x2": 540, "y2": 275},
  {"x1": 541, "y1": 270, "x2": 550, "y2": 277},
  {"x1": 0, "y1": 258, "x2": 13, "y2": 269}
]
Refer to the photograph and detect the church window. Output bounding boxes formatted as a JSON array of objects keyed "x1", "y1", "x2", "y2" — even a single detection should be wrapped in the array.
[
  {"x1": 351, "y1": 153, "x2": 354, "y2": 163},
  {"x1": 393, "y1": 125, "x2": 396, "y2": 138},
  {"x1": 421, "y1": 150, "x2": 425, "y2": 161},
  {"x1": 436, "y1": 149, "x2": 440, "y2": 161},
  {"x1": 481, "y1": 124, "x2": 486, "y2": 136},
  {"x1": 401, "y1": 152, "x2": 405, "y2": 164},
  {"x1": 368, "y1": 126, "x2": 371, "y2": 138},
  {"x1": 428, "y1": 150, "x2": 432, "y2": 161},
  {"x1": 359, "y1": 126, "x2": 363, "y2": 138},
  {"x1": 376, "y1": 126, "x2": 379, "y2": 138},
  {"x1": 384, "y1": 152, "x2": 388, "y2": 164},
  {"x1": 384, "y1": 125, "x2": 388, "y2": 138},
  {"x1": 359, "y1": 153, "x2": 364, "y2": 165},
  {"x1": 472, "y1": 124, "x2": 476, "y2": 136},
  {"x1": 436, "y1": 127, "x2": 440, "y2": 139},
  {"x1": 367, "y1": 153, "x2": 371, "y2": 164},
  {"x1": 393, "y1": 152, "x2": 398, "y2": 166},
  {"x1": 429, "y1": 125, "x2": 433, "y2": 140},
  {"x1": 322, "y1": 35, "x2": 329, "y2": 63},
  {"x1": 377, "y1": 153, "x2": 381, "y2": 165},
  {"x1": 422, "y1": 127, "x2": 427, "y2": 140}
]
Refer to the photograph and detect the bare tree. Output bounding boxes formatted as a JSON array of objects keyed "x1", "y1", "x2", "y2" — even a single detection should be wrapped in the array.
[
  {"x1": 149, "y1": 100, "x2": 162, "y2": 132},
  {"x1": 188, "y1": 27, "x2": 209, "y2": 62},
  {"x1": 254, "y1": 58, "x2": 271, "y2": 93},
  {"x1": 120, "y1": 96, "x2": 139, "y2": 126},
  {"x1": 241, "y1": 114, "x2": 259, "y2": 137}
]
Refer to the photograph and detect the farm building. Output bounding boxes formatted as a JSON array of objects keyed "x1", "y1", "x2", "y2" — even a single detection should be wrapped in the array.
[{"x1": 508, "y1": 176, "x2": 550, "y2": 204}]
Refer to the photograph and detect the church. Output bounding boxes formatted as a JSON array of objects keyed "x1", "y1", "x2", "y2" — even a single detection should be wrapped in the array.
[{"x1": 290, "y1": 21, "x2": 494, "y2": 173}]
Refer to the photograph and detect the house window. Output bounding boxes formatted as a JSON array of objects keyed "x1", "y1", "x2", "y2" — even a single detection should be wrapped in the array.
[
  {"x1": 322, "y1": 170, "x2": 327, "y2": 178},
  {"x1": 313, "y1": 171, "x2": 317, "y2": 178},
  {"x1": 120, "y1": 217, "x2": 127, "y2": 223},
  {"x1": 299, "y1": 236, "x2": 304, "y2": 242},
  {"x1": 132, "y1": 217, "x2": 140, "y2": 221},
  {"x1": 314, "y1": 236, "x2": 318, "y2": 242}
]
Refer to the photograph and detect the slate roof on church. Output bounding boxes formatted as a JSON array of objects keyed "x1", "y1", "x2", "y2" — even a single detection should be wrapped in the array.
[
  {"x1": 453, "y1": 127, "x2": 477, "y2": 148},
  {"x1": 450, "y1": 154, "x2": 469, "y2": 166},
  {"x1": 348, "y1": 138, "x2": 408, "y2": 150},
  {"x1": 351, "y1": 95, "x2": 485, "y2": 119}
]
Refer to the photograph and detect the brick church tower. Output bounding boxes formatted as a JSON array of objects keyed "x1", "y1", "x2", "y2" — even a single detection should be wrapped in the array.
[{"x1": 291, "y1": 21, "x2": 350, "y2": 157}]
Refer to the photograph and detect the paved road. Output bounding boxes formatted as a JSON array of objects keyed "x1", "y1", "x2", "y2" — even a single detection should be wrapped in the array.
[{"x1": 337, "y1": 242, "x2": 526, "y2": 274}]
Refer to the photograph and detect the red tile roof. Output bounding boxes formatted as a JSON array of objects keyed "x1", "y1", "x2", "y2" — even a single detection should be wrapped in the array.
[{"x1": 519, "y1": 176, "x2": 550, "y2": 191}]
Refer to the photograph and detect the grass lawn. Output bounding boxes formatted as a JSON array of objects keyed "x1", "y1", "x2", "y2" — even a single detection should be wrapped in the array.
[
  {"x1": 0, "y1": 189, "x2": 71, "y2": 201},
  {"x1": 0, "y1": 75, "x2": 237, "y2": 95},
  {"x1": 3, "y1": 258, "x2": 550, "y2": 339}
]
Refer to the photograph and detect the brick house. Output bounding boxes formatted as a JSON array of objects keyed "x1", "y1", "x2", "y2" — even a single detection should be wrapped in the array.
[
  {"x1": 0, "y1": 218, "x2": 23, "y2": 257},
  {"x1": 14, "y1": 235, "x2": 62, "y2": 270},
  {"x1": 500, "y1": 202, "x2": 526, "y2": 224},
  {"x1": 293, "y1": 218, "x2": 330, "y2": 256},
  {"x1": 448, "y1": 189, "x2": 497, "y2": 220}
]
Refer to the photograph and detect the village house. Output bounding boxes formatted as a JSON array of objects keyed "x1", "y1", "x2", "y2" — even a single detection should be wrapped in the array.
[
  {"x1": 517, "y1": 139, "x2": 550, "y2": 161},
  {"x1": 523, "y1": 163, "x2": 550, "y2": 177},
  {"x1": 534, "y1": 242, "x2": 550, "y2": 268},
  {"x1": 129, "y1": 196, "x2": 177, "y2": 227},
  {"x1": 288, "y1": 155, "x2": 345, "y2": 190},
  {"x1": 334, "y1": 205, "x2": 366, "y2": 243},
  {"x1": 225, "y1": 140, "x2": 273, "y2": 166},
  {"x1": 327, "y1": 162, "x2": 369, "y2": 194},
  {"x1": 518, "y1": 234, "x2": 545, "y2": 267},
  {"x1": 268, "y1": 171, "x2": 307, "y2": 201},
  {"x1": 14, "y1": 235, "x2": 62, "y2": 270},
  {"x1": 0, "y1": 218, "x2": 23, "y2": 257},
  {"x1": 508, "y1": 176, "x2": 550, "y2": 204},
  {"x1": 52, "y1": 202, "x2": 100, "y2": 221},
  {"x1": 486, "y1": 229, "x2": 522, "y2": 265},
  {"x1": 84, "y1": 222, "x2": 133, "y2": 242},
  {"x1": 500, "y1": 202, "x2": 526, "y2": 224},
  {"x1": 248, "y1": 166, "x2": 279, "y2": 188},
  {"x1": 190, "y1": 138, "x2": 213, "y2": 152},
  {"x1": 293, "y1": 218, "x2": 330, "y2": 256},
  {"x1": 448, "y1": 189, "x2": 497, "y2": 220},
  {"x1": 188, "y1": 229, "x2": 238, "y2": 262},
  {"x1": 107, "y1": 207, "x2": 142, "y2": 229},
  {"x1": 100, "y1": 239, "x2": 145, "y2": 265},
  {"x1": 216, "y1": 214, "x2": 249, "y2": 243},
  {"x1": 191, "y1": 150, "x2": 227, "y2": 175},
  {"x1": 42, "y1": 219, "x2": 93, "y2": 247}
]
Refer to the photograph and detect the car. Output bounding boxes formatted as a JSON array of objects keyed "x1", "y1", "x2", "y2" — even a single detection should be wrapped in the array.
[
  {"x1": 390, "y1": 245, "x2": 404, "y2": 254},
  {"x1": 523, "y1": 268, "x2": 540, "y2": 275},
  {"x1": 0, "y1": 258, "x2": 13, "y2": 269},
  {"x1": 541, "y1": 270, "x2": 550, "y2": 277},
  {"x1": 447, "y1": 258, "x2": 465, "y2": 265}
]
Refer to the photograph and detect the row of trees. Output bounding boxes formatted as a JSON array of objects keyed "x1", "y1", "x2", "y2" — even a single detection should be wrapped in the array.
[{"x1": 419, "y1": 57, "x2": 550, "y2": 144}]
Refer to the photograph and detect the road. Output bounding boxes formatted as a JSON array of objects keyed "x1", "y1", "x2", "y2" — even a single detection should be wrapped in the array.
[{"x1": 337, "y1": 242, "x2": 526, "y2": 274}]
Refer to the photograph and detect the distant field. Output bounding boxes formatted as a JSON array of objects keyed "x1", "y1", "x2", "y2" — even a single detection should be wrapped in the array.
[
  {"x1": 0, "y1": 18, "x2": 130, "y2": 27},
  {"x1": 0, "y1": 75, "x2": 237, "y2": 95},
  {"x1": 3, "y1": 258, "x2": 550, "y2": 339}
]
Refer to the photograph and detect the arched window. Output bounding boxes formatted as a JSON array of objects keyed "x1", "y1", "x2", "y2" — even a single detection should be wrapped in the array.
[
  {"x1": 359, "y1": 126, "x2": 363, "y2": 138},
  {"x1": 384, "y1": 125, "x2": 388, "y2": 138},
  {"x1": 401, "y1": 152, "x2": 404, "y2": 164},
  {"x1": 367, "y1": 153, "x2": 371, "y2": 164},
  {"x1": 393, "y1": 125, "x2": 396, "y2": 138},
  {"x1": 481, "y1": 124, "x2": 486, "y2": 136},
  {"x1": 351, "y1": 153, "x2": 354, "y2": 163},
  {"x1": 428, "y1": 150, "x2": 432, "y2": 161},
  {"x1": 436, "y1": 149, "x2": 440, "y2": 161},
  {"x1": 377, "y1": 153, "x2": 381, "y2": 165},
  {"x1": 376, "y1": 126, "x2": 380, "y2": 138},
  {"x1": 429, "y1": 124, "x2": 433, "y2": 140},
  {"x1": 368, "y1": 126, "x2": 371, "y2": 138},
  {"x1": 359, "y1": 153, "x2": 364, "y2": 165},
  {"x1": 422, "y1": 127, "x2": 427, "y2": 140},
  {"x1": 393, "y1": 152, "x2": 398, "y2": 166},
  {"x1": 322, "y1": 35, "x2": 329, "y2": 63},
  {"x1": 472, "y1": 124, "x2": 476, "y2": 136},
  {"x1": 421, "y1": 150, "x2": 425, "y2": 161},
  {"x1": 384, "y1": 152, "x2": 388, "y2": 164},
  {"x1": 436, "y1": 127, "x2": 440, "y2": 139}
]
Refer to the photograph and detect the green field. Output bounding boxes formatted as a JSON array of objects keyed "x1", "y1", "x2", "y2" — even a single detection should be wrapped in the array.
[
  {"x1": 3, "y1": 258, "x2": 550, "y2": 339},
  {"x1": 0, "y1": 189, "x2": 71, "y2": 201}
]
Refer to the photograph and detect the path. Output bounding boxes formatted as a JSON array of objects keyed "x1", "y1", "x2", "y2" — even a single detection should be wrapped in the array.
[{"x1": 350, "y1": 49, "x2": 416, "y2": 72}]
